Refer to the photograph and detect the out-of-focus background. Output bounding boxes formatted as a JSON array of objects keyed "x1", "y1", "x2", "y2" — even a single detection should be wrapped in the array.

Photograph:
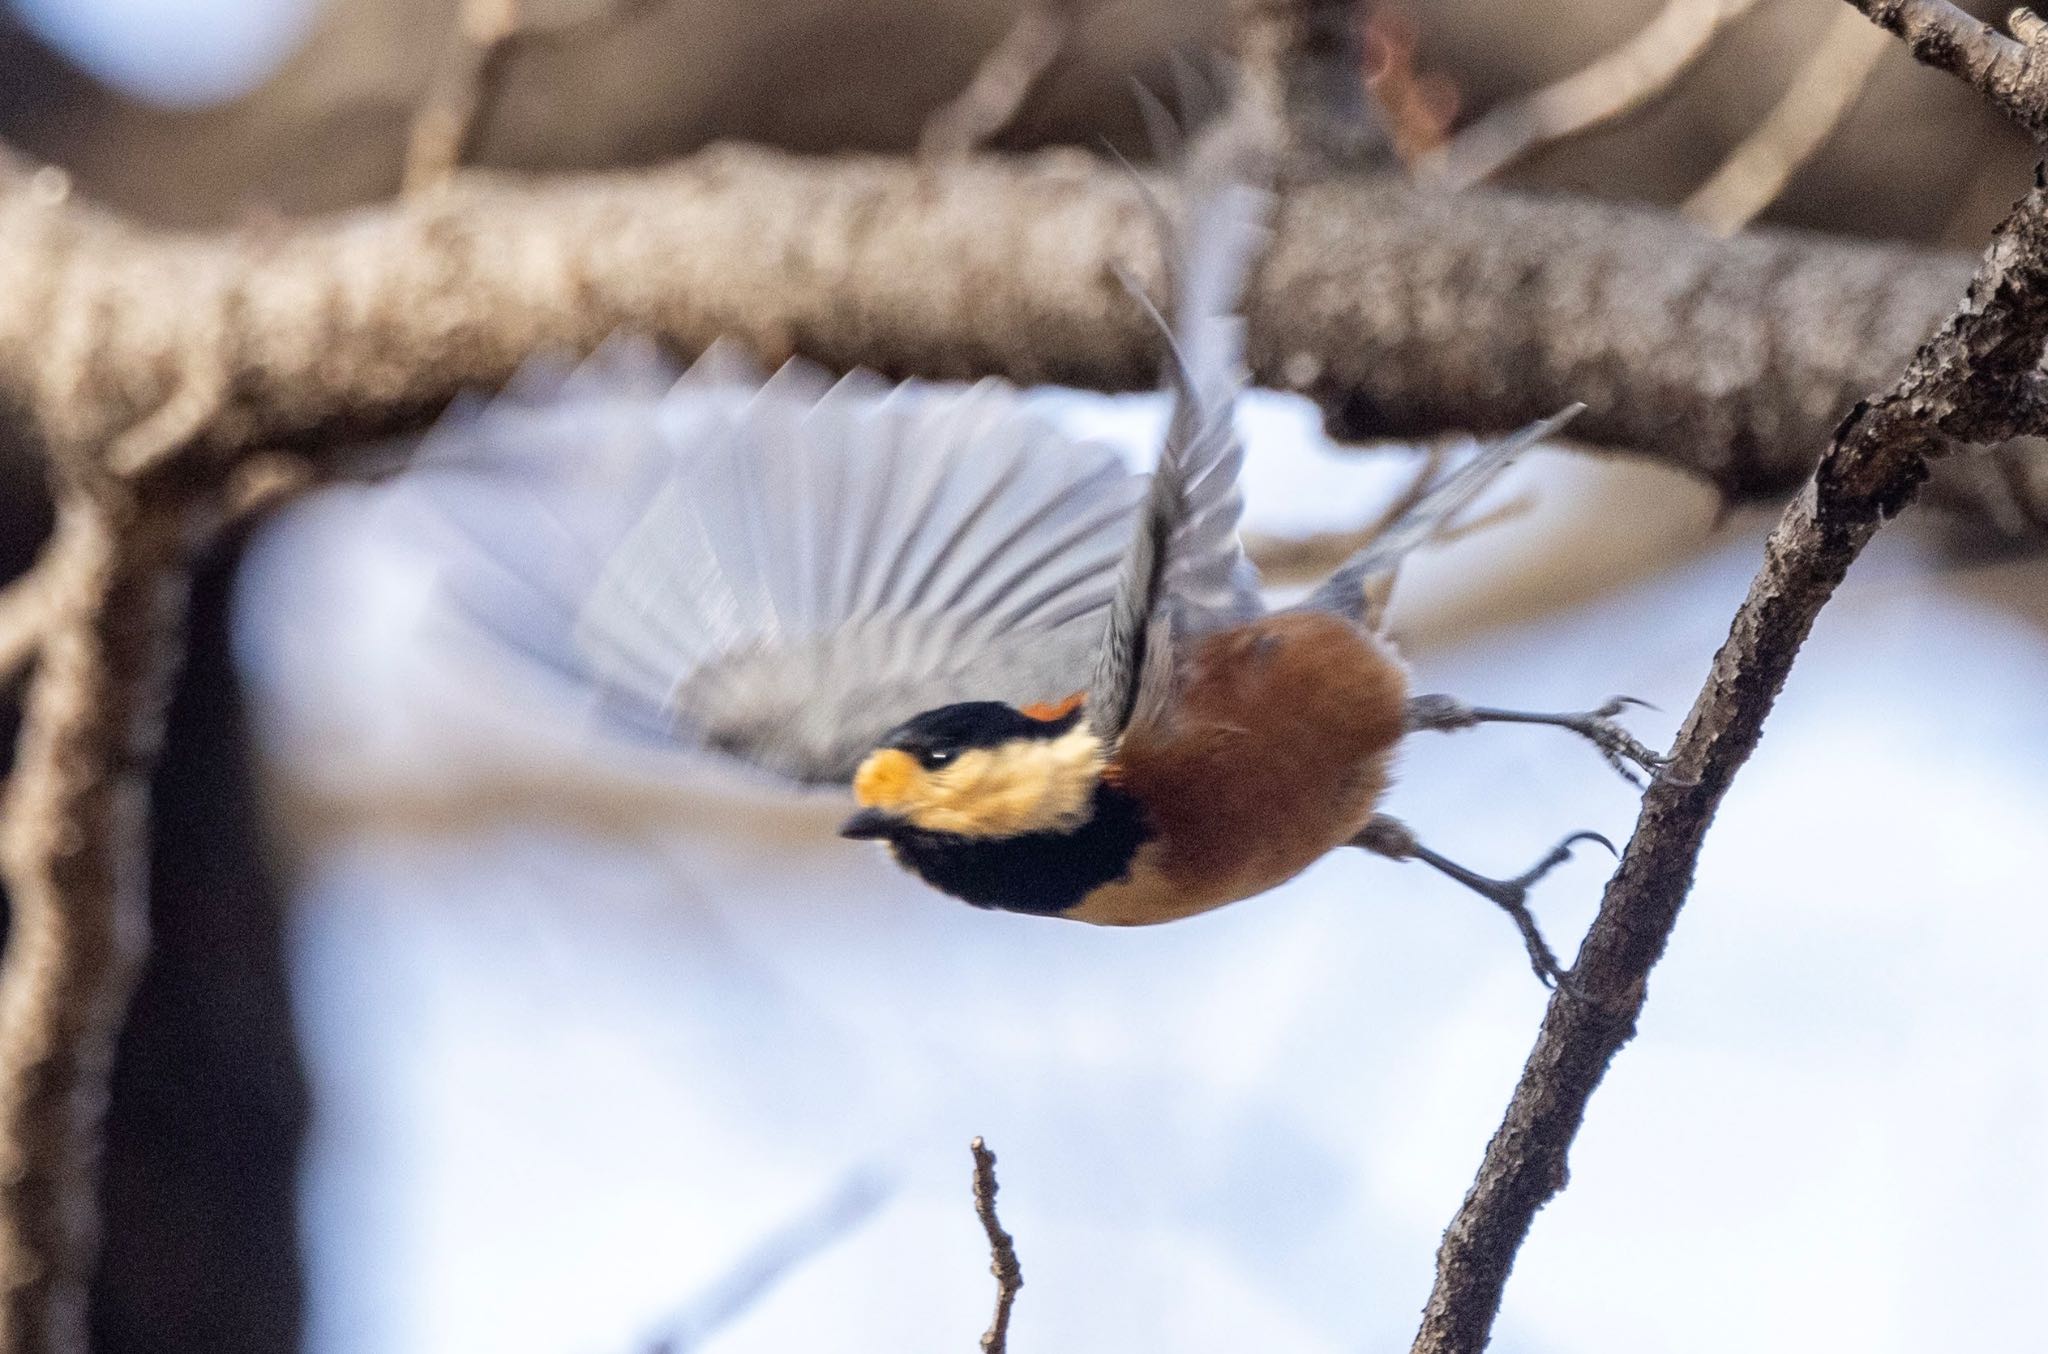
[{"x1": 3, "y1": 2, "x2": 2044, "y2": 1353}]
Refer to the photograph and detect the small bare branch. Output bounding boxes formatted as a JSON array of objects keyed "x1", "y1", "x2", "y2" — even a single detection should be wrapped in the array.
[
  {"x1": 1685, "y1": 7, "x2": 1894, "y2": 234},
  {"x1": 1421, "y1": 0, "x2": 1765, "y2": 189},
  {"x1": 404, "y1": 0, "x2": 663, "y2": 194},
  {"x1": 969, "y1": 1138, "x2": 1022, "y2": 1354},
  {"x1": 920, "y1": 3, "x2": 1081, "y2": 159},
  {"x1": 0, "y1": 495, "x2": 192, "y2": 1352},
  {"x1": 404, "y1": 0, "x2": 520, "y2": 195},
  {"x1": 1844, "y1": 0, "x2": 2048, "y2": 133},
  {"x1": 0, "y1": 552, "x2": 65, "y2": 695}
]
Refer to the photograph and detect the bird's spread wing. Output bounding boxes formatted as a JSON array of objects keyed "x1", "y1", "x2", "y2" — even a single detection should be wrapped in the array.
[
  {"x1": 1085, "y1": 119, "x2": 1275, "y2": 742},
  {"x1": 401, "y1": 337, "x2": 1147, "y2": 785},
  {"x1": 1296, "y1": 403, "x2": 1586, "y2": 621}
]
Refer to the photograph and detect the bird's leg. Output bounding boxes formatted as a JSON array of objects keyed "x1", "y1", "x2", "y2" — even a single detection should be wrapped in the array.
[
  {"x1": 1353, "y1": 814, "x2": 1611, "y2": 993},
  {"x1": 1404, "y1": 693, "x2": 1668, "y2": 786}
]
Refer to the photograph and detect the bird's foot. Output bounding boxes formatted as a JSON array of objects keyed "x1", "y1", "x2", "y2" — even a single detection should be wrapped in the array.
[
  {"x1": 1404, "y1": 693, "x2": 1671, "y2": 787},
  {"x1": 1455, "y1": 831, "x2": 1612, "y2": 994},
  {"x1": 1355, "y1": 816, "x2": 1612, "y2": 994}
]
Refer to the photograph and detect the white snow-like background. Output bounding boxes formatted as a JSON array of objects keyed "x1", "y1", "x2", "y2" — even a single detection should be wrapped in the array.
[{"x1": 234, "y1": 385, "x2": 2048, "y2": 1354}]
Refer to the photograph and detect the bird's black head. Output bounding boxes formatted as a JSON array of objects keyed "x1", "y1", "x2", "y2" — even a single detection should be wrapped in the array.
[
  {"x1": 882, "y1": 701, "x2": 1080, "y2": 767},
  {"x1": 841, "y1": 698, "x2": 1097, "y2": 841}
]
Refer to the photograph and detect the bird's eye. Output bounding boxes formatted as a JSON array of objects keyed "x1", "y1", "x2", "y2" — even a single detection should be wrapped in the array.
[{"x1": 917, "y1": 748, "x2": 955, "y2": 771}]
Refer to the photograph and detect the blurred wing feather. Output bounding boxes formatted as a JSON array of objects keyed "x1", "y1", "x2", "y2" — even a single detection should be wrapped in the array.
[
  {"x1": 403, "y1": 342, "x2": 1144, "y2": 785},
  {"x1": 1086, "y1": 120, "x2": 1274, "y2": 741}
]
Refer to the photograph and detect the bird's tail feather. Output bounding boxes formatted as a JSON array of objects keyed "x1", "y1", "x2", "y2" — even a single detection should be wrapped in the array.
[{"x1": 1297, "y1": 403, "x2": 1586, "y2": 622}]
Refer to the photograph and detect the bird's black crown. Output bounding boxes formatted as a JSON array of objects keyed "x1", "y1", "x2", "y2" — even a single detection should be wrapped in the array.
[{"x1": 880, "y1": 700, "x2": 1083, "y2": 769}]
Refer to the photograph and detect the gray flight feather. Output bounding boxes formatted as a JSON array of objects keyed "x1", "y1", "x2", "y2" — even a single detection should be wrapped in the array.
[
  {"x1": 400, "y1": 338, "x2": 1148, "y2": 785},
  {"x1": 1084, "y1": 116, "x2": 1275, "y2": 742},
  {"x1": 1297, "y1": 403, "x2": 1587, "y2": 620}
]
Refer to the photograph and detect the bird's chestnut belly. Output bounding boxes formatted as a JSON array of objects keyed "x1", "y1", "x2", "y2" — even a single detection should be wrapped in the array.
[{"x1": 1066, "y1": 611, "x2": 1410, "y2": 926}]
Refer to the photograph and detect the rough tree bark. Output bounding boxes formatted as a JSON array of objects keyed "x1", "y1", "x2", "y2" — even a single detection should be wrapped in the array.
[
  {"x1": 0, "y1": 147, "x2": 1981, "y2": 503},
  {"x1": 1410, "y1": 4, "x2": 2048, "y2": 1349}
]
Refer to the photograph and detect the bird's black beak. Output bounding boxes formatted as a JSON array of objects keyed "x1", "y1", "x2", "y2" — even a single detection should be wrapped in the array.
[{"x1": 839, "y1": 808, "x2": 904, "y2": 841}]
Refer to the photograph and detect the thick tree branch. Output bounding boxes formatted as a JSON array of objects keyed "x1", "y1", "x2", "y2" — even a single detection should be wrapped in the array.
[
  {"x1": 0, "y1": 146, "x2": 1987, "y2": 507},
  {"x1": 1409, "y1": 173, "x2": 2048, "y2": 1354}
]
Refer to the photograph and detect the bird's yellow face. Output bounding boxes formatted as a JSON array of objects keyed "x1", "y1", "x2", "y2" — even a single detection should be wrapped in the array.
[{"x1": 846, "y1": 711, "x2": 1106, "y2": 841}]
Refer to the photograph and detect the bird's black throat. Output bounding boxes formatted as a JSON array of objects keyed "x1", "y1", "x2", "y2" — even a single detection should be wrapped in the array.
[{"x1": 886, "y1": 781, "x2": 1151, "y2": 916}]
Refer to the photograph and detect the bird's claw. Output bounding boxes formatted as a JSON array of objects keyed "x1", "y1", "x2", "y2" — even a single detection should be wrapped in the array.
[
  {"x1": 1465, "y1": 830, "x2": 1612, "y2": 994},
  {"x1": 1356, "y1": 813, "x2": 1613, "y2": 997},
  {"x1": 1404, "y1": 692, "x2": 1672, "y2": 788},
  {"x1": 1562, "y1": 697, "x2": 1669, "y2": 788}
]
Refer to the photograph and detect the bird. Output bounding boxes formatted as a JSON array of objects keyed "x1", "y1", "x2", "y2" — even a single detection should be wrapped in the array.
[{"x1": 399, "y1": 116, "x2": 1662, "y2": 989}]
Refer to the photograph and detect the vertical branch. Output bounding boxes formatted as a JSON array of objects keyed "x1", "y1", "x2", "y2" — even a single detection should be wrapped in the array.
[
  {"x1": 0, "y1": 493, "x2": 192, "y2": 1353},
  {"x1": 1409, "y1": 178, "x2": 2048, "y2": 1354},
  {"x1": 969, "y1": 1138, "x2": 1023, "y2": 1354},
  {"x1": 1414, "y1": 13, "x2": 2048, "y2": 1347}
]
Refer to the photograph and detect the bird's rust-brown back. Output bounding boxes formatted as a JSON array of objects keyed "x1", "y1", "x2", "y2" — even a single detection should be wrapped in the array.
[{"x1": 1067, "y1": 611, "x2": 1409, "y2": 925}]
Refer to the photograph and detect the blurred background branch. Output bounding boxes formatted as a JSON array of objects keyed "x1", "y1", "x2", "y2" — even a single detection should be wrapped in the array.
[
  {"x1": 0, "y1": 150, "x2": 2004, "y2": 510},
  {"x1": 1418, "y1": 0, "x2": 1764, "y2": 189},
  {"x1": 918, "y1": 0, "x2": 1085, "y2": 158},
  {"x1": 1681, "y1": 5, "x2": 1893, "y2": 233},
  {"x1": 404, "y1": 0, "x2": 663, "y2": 192}
]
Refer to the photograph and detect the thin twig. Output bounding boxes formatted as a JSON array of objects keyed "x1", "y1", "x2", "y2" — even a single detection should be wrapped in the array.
[
  {"x1": 641, "y1": 1169, "x2": 894, "y2": 1354},
  {"x1": 1408, "y1": 169, "x2": 2048, "y2": 1354},
  {"x1": 969, "y1": 1138, "x2": 1022, "y2": 1354},
  {"x1": 1684, "y1": 7, "x2": 1894, "y2": 234},
  {"x1": 1244, "y1": 443, "x2": 1452, "y2": 581},
  {"x1": 1420, "y1": 0, "x2": 1766, "y2": 189},
  {"x1": 919, "y1": 3, "x2": 1081, "y2": 159},
  {"x1": 0, "y1": 495, "x2": 192, "y2": 1352},
  {"x1": 0, "y1": 551, "x2": 64, "y2": 694},
  {"x1": 404, "y1": 0, "x2": 664, "y2": 193},
  {"x1": 404, "y1": 0, "x2": 519, "y2": 194}
]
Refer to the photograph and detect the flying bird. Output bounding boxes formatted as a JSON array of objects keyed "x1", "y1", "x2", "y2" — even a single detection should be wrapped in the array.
[{"x1": 402, "y1": 121, "x2": 1662, "y2": 988}]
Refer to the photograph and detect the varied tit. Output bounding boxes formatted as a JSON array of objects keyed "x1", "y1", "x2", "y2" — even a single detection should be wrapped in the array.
[{"x1": 404, "y1": 119, "x2": 1661, "y2": 989}]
